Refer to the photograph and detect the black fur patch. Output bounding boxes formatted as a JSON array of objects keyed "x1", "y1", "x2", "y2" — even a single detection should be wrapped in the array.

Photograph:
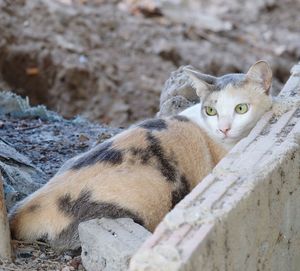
[
  {"x1": 172, "y1": 115, "x2": 190, "y2": 122},
  {"x1": 171, "y1": 175, "x2": 190, "y2": 208},
  {"x1": 138, "y1": 119, "x2": 167, "y2": 131},
  {"x1": 57, "y1": 193, "x2": 73, "y2": 214},
  {"x1": 130, "y1": 147, "x2": 151, "y2": 164},
  {"x1": 58, "y1": 190, "x2": 143, "y2": 224},
  {"x1": 146, "y1": 132, "x2": 177, "y2": 182},
  {"x1": 71, "y1": 141, "x2": 123, "y2": 169},
  {"x1": 130, "y1": 132, "x2": 179, "y2": 183},
  {"x1": 55, "y1": 190, "x2": 144, "y2": 250}
]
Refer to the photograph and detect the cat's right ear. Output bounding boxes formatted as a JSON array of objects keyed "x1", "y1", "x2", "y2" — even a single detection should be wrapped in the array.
[
  {"x1": 246, "y1": 60, "x2": 272, "y2": 94},
  {"x1": 183, "y1": 67, "x2": 216, "y2": 98}
]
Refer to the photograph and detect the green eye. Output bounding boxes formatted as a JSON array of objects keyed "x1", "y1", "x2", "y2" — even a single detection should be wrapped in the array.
[
  {"x1": 235, "y1": 103, "x2": 249, "y2": 114},
  {"x1": 205, "y1": 106, "x2": 217, "y2": 116}
]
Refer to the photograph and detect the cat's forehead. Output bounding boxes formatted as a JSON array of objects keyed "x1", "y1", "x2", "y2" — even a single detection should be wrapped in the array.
[
  {"x1": 215, "y1": 74, "x2": 246, "y2": 91},
  {"x1": 203, "y1": 74, "x2": 250, "y2": 104}
]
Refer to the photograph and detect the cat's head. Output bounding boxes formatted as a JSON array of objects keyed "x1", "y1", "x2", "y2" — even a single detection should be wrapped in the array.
[{"x1": 184, "y1": 61, "x2": 273, "y2": 148}]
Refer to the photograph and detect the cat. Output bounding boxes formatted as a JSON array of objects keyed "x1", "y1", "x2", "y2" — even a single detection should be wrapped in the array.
[{"x1": 9, "y1": 60, "x2": 273, "y2": 251}]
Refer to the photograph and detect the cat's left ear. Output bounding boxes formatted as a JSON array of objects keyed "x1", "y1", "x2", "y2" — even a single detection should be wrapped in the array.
[
  {"x1": 247, "y1": 60, "x2": 272, "y2": 94},
  {"x1": 183, "y1": 67, "x2": 216, "y2": 98}
]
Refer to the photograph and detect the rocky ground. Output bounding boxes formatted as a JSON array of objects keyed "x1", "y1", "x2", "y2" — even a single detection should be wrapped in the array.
[
  {"x1": 1, "y1": 241, "x2": 83, "y2": 271},
  {"x1": 0, "y1": 0, "x2": 299, "y2": 126}
]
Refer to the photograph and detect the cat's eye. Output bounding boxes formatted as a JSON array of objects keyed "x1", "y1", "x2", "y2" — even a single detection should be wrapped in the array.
[
  {"x1": 205, "y1": 106, "x2": 217, "y2": 116},
  {"x1": 235, "y1": 103, "x2": 249, "y2": 114}
]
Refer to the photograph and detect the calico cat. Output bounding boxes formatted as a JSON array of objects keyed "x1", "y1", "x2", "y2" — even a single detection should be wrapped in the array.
[{"x1": 9, "y1": 61, "x2": 273, "y2": 251}]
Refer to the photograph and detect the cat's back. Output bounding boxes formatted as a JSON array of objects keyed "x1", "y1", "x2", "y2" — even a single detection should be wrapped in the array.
[
  {"x1": 9, "y1": 115, "x2": 225, "y2": 250},
  {"x1": 59, "y1": 115, "x2": 217, "y2": 182}
]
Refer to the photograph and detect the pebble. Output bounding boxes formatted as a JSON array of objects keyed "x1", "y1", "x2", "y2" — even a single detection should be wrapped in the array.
[
  {"x1": 61, "y1": 266, "x2": 75, "y2": 271},
  {"x1": 39, "y1": 253, "x2": 47, "y2": 259},
  {"x1": 63, "y1": 255, "x2": 72, "y2": 261},
  {"x1": 69, "y1": 256, "x2": 82, "y2": 269}
]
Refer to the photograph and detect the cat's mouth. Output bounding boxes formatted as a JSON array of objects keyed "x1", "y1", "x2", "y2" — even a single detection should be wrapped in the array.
[{"x1": 214, "y1": 128, "x2": 245, "y2": 145}]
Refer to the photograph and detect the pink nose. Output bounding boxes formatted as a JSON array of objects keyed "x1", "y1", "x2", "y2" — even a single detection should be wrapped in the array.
[{"x1": 219, "y1": 127, "x2": 231, "y2": 134}]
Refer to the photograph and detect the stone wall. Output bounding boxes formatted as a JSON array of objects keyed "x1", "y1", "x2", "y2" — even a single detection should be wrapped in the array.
[{"x1": 129, "y1": 63, "x2": 300, "y2": 271}]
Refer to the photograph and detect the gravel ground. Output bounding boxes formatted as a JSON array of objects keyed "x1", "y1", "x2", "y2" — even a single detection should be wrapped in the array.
[
  {"x1": 0, "y1": 115, "x2": 120, "y2": 179},
  {"x1": 1, "y1": 241, "x2": 83, "y2": 271}
]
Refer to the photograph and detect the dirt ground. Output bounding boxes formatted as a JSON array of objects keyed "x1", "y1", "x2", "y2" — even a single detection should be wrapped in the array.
[{"x1": 0, "y1": 0, "x2": 299, "y2": 126}]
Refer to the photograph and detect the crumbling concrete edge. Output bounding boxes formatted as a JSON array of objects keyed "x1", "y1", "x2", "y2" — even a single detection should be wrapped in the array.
[{"x1": 129, "y1": 63, "x2": 300, "y2": 271}]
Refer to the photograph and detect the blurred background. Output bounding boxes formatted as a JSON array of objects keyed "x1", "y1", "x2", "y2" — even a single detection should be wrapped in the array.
[{"x1": 0, "y1": 0, "x2": 299, "y2": 127}]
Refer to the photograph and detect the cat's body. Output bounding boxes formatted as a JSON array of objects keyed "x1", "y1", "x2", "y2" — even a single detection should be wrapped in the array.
[{"x1": 9, "y1": 61, "x2": 273, "y2": 251}]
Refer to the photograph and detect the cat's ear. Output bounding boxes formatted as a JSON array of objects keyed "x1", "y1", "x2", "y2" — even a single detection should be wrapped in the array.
[
  {"x1": 247, "y1": 60, "x2": 272, "y2": 93},
  {"x1": 183, "y1": 67, "x2": 216, "y2": 98}
]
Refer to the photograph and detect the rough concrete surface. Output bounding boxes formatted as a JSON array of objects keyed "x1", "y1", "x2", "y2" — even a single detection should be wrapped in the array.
[
  {"x1": 79, "y1": 218, "x2": 151, "y2": 271},
  {"x1": 157, "y1": 65, "x2": 198, "y2": 117},
  {"x1": 130, "y1": 65, "x2": 300, "y2": 271}
]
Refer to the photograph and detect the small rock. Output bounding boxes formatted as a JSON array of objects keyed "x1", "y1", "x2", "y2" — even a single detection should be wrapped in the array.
[
  {"x1": 64, "y1": 255, "x2": 72, "y2": 261},
  {"x1": 79, "y1": 218, "x2": 151, "y2": 271},
  {"x1": 118, "y1": 0, "x2": 163, "y2": 17},
  {"x1": 78, "y1": 134, "x2": 89, "y2": 142},
  {"x1": 16, "y1": 246, "x2": 35, "y2": 258},
  {"x1": 158, "y1": 65, "x2": 199, "y2": 117},
  {"x1": 39, "y1": 253, "x2": 47, "y2": 259},
  {"x1": 61, "y1": 266, "x2": 75, "y2": 271},
  {"x1": 79, "y1": 55, "x2": 88, "y2": 64}
]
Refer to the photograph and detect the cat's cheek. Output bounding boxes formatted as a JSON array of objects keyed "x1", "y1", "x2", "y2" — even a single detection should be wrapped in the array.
[{"x1": 205, "y1": 117, "x2": 219, "y2": 134}]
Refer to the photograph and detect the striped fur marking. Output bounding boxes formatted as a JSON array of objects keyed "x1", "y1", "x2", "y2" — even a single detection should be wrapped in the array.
[
  {"x1": 145, "y1": 132, "x2": 178, "y2": 183},
  {"x1": 172, "y1": 115, "x2": 190, "y2": 122},
  {"x1": 138, "y1": 119, "x2": 168, "y2": 131},
  {"x1": 71, "y1": 141, "x2": 123, "y2": 169},
  {"x1": 171, "y1": 175, "x2": 190, "y2": 208},
  {"x1": 57, "y1": 190, "x2": 144, "y2": 225},
  {"x1": 129, "y1": 131, "x2": 179, "y2": 183}
]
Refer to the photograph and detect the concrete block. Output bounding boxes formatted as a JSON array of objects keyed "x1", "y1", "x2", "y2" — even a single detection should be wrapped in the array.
[
  {"x1": 130, "y1": 64, "x2": 300, "y2": 271},
  {"x1": 78, "y1": 218, "x2": 151, "y2": 271}
]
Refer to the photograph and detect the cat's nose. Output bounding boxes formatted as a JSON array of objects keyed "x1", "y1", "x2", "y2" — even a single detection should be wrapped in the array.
[{"x1": 219, "y1": 127, "x2": 231, "y2": 135}]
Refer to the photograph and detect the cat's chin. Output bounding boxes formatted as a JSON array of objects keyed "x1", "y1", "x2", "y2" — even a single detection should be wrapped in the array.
[{"x1": 214, "y1": 134, "x2": 242, "y2": 149}]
